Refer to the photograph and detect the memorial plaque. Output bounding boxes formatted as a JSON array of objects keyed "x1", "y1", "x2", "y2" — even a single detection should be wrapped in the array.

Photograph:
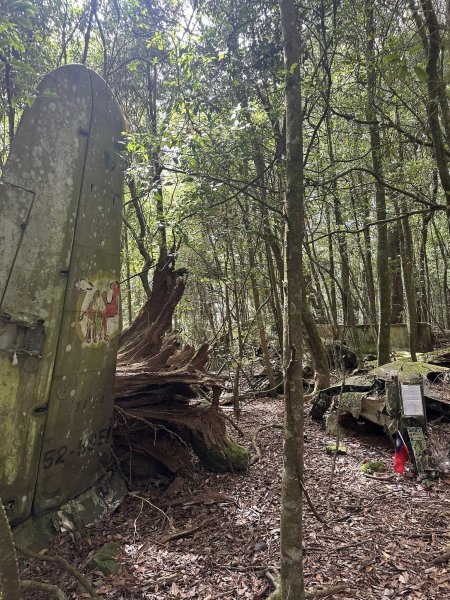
[{"x1": 401, "y1": 384, "x2": 425, "y2": 417}]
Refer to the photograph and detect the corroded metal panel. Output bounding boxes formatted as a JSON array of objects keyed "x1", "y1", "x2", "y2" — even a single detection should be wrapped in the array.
[{"x1": 0, "y1": 65, "x2": 124, "y2": 524}]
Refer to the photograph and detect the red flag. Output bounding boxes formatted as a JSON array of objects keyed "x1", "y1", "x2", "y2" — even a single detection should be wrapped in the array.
[{"x1": 393, "y1": 430, "x2": 409, "y2": 474}]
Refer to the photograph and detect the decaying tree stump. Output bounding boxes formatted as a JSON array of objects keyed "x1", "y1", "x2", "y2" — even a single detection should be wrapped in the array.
[{"x1": 113, "y1": 259, "x2": 249, "y2": 485}]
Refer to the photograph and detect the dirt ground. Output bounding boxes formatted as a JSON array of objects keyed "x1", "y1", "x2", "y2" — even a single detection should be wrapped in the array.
[{"x1": 21, "y1": 397, "x2": 450, "y2": 599}]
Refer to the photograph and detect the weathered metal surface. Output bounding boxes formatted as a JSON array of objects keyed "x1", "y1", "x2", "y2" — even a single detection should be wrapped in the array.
[
  {"x1": 406, "y1": 427, "x2": 428, "y2": 479},
  {"x1": 0, "y1": 65, "x2": 124, "y2": 524},
  {"x1": 311, "y1": 360, "x2": 450, "y2": 423},
  {"x1": 13, "y1": 473, "x2": 126, "y2": 552},
  {"x1": 339, "y1": 392, "x2": 366, "y2": 418}
]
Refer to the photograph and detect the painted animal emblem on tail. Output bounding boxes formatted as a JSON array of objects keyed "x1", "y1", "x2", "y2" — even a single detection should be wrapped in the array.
[
  {"x1": 100, "y1": 281, "x2": 120, "y2": 341},
  {"x1": 77, "y1": 277, "x2": 120, "y2": 344}
]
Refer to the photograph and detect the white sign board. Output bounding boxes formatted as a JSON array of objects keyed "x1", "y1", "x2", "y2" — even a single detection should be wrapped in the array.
[{"x1": 401, "y1": 384, "x2": 424, "y2": 417}]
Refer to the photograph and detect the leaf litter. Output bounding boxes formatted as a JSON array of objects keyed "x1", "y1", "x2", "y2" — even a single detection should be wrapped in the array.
[{"x1": 21, "y1": 397, "x2": 450, "y2": 599}]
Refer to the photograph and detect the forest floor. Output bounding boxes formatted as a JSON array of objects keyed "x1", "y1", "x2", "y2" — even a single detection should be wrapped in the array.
[{"x1": 21, "y1": 396, "x2": 450, "y2": 600}]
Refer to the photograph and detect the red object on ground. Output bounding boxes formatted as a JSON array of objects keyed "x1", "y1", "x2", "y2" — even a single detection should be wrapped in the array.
[{"x1": 393, "y1": 430, "x2": 409, "y2": 474}]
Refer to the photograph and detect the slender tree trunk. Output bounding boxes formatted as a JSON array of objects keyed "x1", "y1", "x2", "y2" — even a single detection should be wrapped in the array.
[
  {"x1": 326, "y1": 209, "x2": 339, "y2": 334},
  {"x1": 240, "y1": 204, "x2": 277, "y2": 396},
  {"x1": 365, "y1": 0, "x2": 391, "y2": 365},
  {"x1": 418, "y1": 175, "x2": 434, "y2": 322},
  {"x1": 265, "y1": 240, "x2": 284, "y2": 350},
  {"x1": 389, "y1": 224, "x2": 404, "y2": 324},
  {"x1": 124, "y1": 228, "x2": 133, "y2": 326},
  {"x1": 147, "y1": 62, "x2": 167, "y2": 260},
  {"x1": 395, "y1": 201, "x2": 418, "y2": 361},
  {"x1": 223, "y1": 254, "x2": 233, "y2": 354},
  {"x1": 433, "y1": 222, "x2": 450, "y2": 328},
  {"x1": 278, "y1": 1, "x2": 305, "y2": 598},
  {"x1": 354, "y1": 177, "x2": 377, "y2": 330},
  {"x1": 230, "y1": 242, "x2": 243, "y2": 419},
  {"x1": 126, "y1": 177, "x2": 152, "y2": 297},
  {"x1": 82, "y1": 0, "x2": 97, "y2": 64},
  {"x1": 416, "y1": 0, "x2": 450, "y2": 231}
]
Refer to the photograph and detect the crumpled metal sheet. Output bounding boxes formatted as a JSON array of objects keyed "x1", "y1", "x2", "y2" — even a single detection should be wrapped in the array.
[{"x1": 338, "y1": 392, "x2": 368, "y2": 418}]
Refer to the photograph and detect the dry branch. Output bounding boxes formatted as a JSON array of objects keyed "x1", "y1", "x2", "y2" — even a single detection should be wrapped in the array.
[
  {"x1": 159, "y1": 516, "x2": 217, "y2": 544},
  {"x1": 15, "y1": 545, "x2": 98, "y2": 599}
]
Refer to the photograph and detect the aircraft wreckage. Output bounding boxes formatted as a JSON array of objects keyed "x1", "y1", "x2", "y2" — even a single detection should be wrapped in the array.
[{"x1": 310, "y1": 359, "x2": 450, "y2": 478}]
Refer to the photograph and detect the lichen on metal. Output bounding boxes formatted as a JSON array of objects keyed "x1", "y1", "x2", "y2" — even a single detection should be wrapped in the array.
[
  {"x1": 338, "y1": 391, "x2": 366, "y2": 418},
  {"x1": 0, "y1": 65, "x2": 125, "y2": 527},
  {"x1": 406, "y1": 427, "x2": 428, "y2": 479}
]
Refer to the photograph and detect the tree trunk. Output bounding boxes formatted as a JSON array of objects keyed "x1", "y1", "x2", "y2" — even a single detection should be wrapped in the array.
[
  {"x1": 124, "y1": 228, "x2": 133, "y2": 326},
  {"x1": 278, "y1": 1, "x2": 306, "y2": 598},
  {"x1": 418, "y1": 178, "x2": 434, "y2": 323},
  {"x1": 302, "y1": 288, "x2": 330, "y2": 392},
  {"x1": 389, "y1": 224, "x2": 404, "y2": 324},
  {"x1": 417, "y1": 0, "x2": 450, "y2": 232},
  {"x1": 397, "y1": 203, "x2": 418, "y2": 361},
  {"x1": 241, "y1": 203, "x2": 277, "y2": 397},
  {"x1": 365, "y1": 0, "x2": 391, "y2": 365}
]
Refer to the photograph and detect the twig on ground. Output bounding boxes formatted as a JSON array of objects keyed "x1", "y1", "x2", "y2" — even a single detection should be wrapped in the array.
[
  {"x1": 128, "y1": 491, "x2": 171, "y2": 523},
  {"x1": 305, "y1": 582, "x2": 349, "y2": 597},
  {"x1": 362, "y1": 474, "x2": 394, "y2": 482},
  {"x1": 159, "y1": 516, "x2": 216, "y2": 544},
  {"x1": 153, "y1": 573, "x2": 180, "y2": 587},
  {"x1": 159, "y1": 491, "x2": 234, "y2": 509},
  {"x1": 299, "y1": 476, "x2": 327, "y2": 524},
  {"x1": 15, "y1": 545, "x2": 98, "y2": 599}
]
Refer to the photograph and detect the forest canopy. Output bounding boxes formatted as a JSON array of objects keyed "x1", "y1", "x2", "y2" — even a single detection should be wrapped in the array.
[{"x1": 1, "y1": 0, "x2": 449, "y2": 365}]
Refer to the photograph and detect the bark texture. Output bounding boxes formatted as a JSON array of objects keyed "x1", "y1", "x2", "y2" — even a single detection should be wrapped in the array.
[
  {"x1": 365, "y1": 0, "x2": 391, "y2": 365},
  {"x1": 114, "y1": 258, "x2": 245, "y2": 480},
  {"x1": 279, "y1": 0, "x2": 306, "y2": 598}
]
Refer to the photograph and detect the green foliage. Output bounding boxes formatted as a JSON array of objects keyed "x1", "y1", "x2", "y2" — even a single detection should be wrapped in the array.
[{"x1": 1, "y1": 0, "x2": 449, "y2": 353}]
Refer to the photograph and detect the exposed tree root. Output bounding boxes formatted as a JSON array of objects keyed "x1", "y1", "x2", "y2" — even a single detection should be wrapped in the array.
[
  {"x1": 15, "y1": 545, "x2": 98, "y2": 599},
  {"x1": 21, "y1": 580, "x2": 68, "y2": 599},
  {"x1": 266, "y1": 567, "x2": 348, "y2": 599},
  {"x1": 251, "y1": 424, "x2": 284, "y2": 464}
]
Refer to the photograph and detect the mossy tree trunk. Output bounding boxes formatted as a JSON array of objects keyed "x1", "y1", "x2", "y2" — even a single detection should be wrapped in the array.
[{"x1": 279, "y1": 1, "x2": 306, "y2": 598}]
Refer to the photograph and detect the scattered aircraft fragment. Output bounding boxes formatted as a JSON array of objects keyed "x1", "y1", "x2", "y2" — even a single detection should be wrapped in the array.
[{"x1": 310, "y1": 359, "x2": 450, "y2": 478}]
